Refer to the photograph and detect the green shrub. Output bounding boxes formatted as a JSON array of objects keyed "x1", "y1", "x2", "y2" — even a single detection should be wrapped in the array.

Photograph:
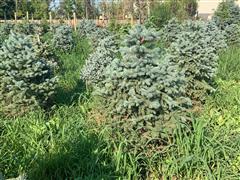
[
  {"x1": 0, "y1": 32, "x2": 57, "y2": 116},
  {"x1": 107, "y1": 18, "x2": 122, "y2": 32},
  {"x1": 34, "y1": 40, "x2": 59, "y2": 71},
  {"x1": 202, "y1": 21, "x2": 228, "y2": 52},
  {"x1": 149, "y1": 2, "x2": 174, "y2": 28},
  {"x1": 162, "y1": 19, "x2": 227, "y2": 50},
  {"x1": 52, "y1": 25, "x2": 74, "y2": 53},
  {"x1": 81, "y1": 36, "x2": 118, "y2": 85},
  {"x1": 77, "y1": 19, "x2": 98, "y2": 38},
  {"x1": 185, "y1": 20, "x2": 227, "y2": 52},
  {"x1": 97, "y1": 25, "x2": 190, "y2": 146}
]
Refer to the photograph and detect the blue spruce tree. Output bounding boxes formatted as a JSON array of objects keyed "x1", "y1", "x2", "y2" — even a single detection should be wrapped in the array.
[
  {"x1": 0, "y1": 32, "x2": 57, "y2": 116},
  {"x1": 97, "y1": 25, "x2": 190, "y2": 144},
  {"x1": 81, "y1": 35, "x2": 118, "y2": 85}
]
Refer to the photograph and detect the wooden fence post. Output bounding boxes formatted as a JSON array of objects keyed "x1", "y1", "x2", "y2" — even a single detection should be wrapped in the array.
[
  {"x1": 26, "y1": 11, "x2": 29, "y2": 21},
  {"x1": 14, "y1": 12, "x2": 17, "y2": 23},
  {"x1": 130, "y1": 14, "x2": 134, "y2": 27},
  {"x1": 147, "y1": 0, "x2": 151, "y2": 18},
  {"x1": 73, "y1": 12, "x2": 77, "y2": 31},
  {"x1": 49, "y1": 12, "x2": 52, "y2": 24}
]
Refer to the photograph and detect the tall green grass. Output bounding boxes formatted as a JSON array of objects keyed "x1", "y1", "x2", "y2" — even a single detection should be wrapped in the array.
[
  {"x1": 55, "y1": 37, "x2": 91, "y2": 106},
  {"x1": 0, "y1": 43, "x2": 240, "y2": 179},
  {"x1": 217, "y1": 46, "x2": 240, "y2": 81}
]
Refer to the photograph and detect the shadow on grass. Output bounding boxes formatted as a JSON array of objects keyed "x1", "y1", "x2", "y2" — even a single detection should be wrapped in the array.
[
  {"x1": 54, "y1": 79, "x2": 90, "y2": 106},
  {"x1": 28, "y1": 132, "x2": 119, "y2": 179}
]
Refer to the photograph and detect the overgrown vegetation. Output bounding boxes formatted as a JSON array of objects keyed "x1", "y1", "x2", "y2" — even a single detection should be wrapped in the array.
[
  {"x1": 0, "y1": 0, "x2": 240, "y2": 179},
  {"x1": 1, "y1": 45, "x2": 239, "y2": 179}
]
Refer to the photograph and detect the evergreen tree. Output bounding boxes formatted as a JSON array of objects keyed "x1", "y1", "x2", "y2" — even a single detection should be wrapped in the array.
[
  {"x1": 77, "y1": 19, "x2": 110, "y2": 47},
  {"x1": 0, "y1": 32, "x2": 57, "y2": 116},
  {"x1": 213, "y1": 0, "x2": 240, "y2": 29},
  {"x1": 160, "y1": 18, "x2": 183, "y2": 46},
  {"x1": 224, "y1": 23, "x2": 240, "y2": 46},
  {"x1": 97, "y1": 25, "x2": 190, "y2": 144},
  {"x1": 81, "y1": 35, "x2": 118, "y2": 85},
  {"x1": 0, "y1": 23, "x2": 14, "y2": 46},
  {"x1": 0, "y1": 0, "x2": 15, "y2": 20},
  {"x1": 167, "y1": 21, "x2": 227, "y2": 102},
  {"x1": 13, "y1": 23, "x2": 43, "y2": 35},
  {"x1": 52, "y1": 25, "x2": 74, "y2": 53}
]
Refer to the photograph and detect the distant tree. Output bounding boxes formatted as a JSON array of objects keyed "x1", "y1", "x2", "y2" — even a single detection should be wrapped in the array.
[
  {"x1": 58, "y1": 0, "x2": 75, "y2": 19},
  {"x1": 123, "y1": 0, "x2": 134, "y2": 18},
  {"x1": 57, "y1": 0, "x2": 95, "y2": 19},
  {"x1": 30, "y1": 0, "x2": 51, "y2": 19},
  {"x1": 0, "y1": 0, "x2": 15, "y2": 19},
  {"x1": 75, "y1": 0, "x2": 85, "y2": 18},
  {"x1": 149, "y1": 0, "x2": 198, "y2": 28},
  {"x1": 84, "y1": 0, "x2": 97, "y2": 19},
  {"x1": 12, "y1": 0, "x2": 51, "y2": 19},
  {"x1": 135, "y1": 0, "x2": 148, "y2": 23},
  {"x1": 185, "y1": 0, "x2": 198, "y2": 17}
]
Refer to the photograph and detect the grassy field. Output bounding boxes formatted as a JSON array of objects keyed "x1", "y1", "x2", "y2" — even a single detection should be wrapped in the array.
[{"x1": 0, "y1": 41, "x2": 240, "y2": 179}]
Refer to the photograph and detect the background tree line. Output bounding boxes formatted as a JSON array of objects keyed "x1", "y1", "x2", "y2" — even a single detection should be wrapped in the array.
[{"x1": 0, "y1": 0, "x2": 197, "y2": 25}]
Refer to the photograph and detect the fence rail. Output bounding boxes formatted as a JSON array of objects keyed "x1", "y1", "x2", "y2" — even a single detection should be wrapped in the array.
[{"x1": 0, "y1": 18, "x2": 137, "y2": 29}]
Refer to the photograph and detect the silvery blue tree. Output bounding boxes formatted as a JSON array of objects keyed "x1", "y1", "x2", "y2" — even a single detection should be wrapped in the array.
[
  {"x1": 52, "y1": 25, "x2": 74, "y2": 53},
  {"x1": 0, "y1": 32, "x2": 57, "y2": 116},
  {"x1": 213, "y1": 0, "x2": 240, "y2": 29},
  {"x1": 81, "y1": 35, "x2": 118, "y2": 85},
  {"x1": 97, "y1": 25, "x2": 190, "y2": 143},
  {"x1": 167, "y1": 21, "x2": 227, "y2": 102},
  {"x1": 77, "y1": 19, "x2": 110, "y2": 47}
]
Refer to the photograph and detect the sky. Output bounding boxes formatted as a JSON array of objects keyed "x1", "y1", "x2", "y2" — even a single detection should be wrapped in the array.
[{"x1": 51, "y1": 0, "x2": 102, "y2": 9}]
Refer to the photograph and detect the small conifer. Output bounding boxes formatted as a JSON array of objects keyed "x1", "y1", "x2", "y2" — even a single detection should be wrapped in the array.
[{"x1": 0, "y1": 33, "x2": 57, "y2": 116}]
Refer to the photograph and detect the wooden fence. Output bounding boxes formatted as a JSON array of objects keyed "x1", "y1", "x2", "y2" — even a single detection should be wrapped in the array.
[{"x1": 0, "y1": 12, "x2": 137, "y2": 30}]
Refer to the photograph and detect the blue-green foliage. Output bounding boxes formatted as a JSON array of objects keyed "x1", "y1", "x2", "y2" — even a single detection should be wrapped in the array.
[
  {"x1": 213, "y1": 0, "x2": 240, "y2": 29},
  {"x1": 184, "y1": 21, "x2": 227, "y2": 52},
  {"x1": 34, "y1": 40, "x2": 59, "y2": 71},
  {"x1": 213, "y1": 0, "x2": 240, "y2": 46},
  {"x1": 0, "y1": 23, "x2": 14, "y2": 46},
  {"x1": 224, "y1": 23, "x2": 240, "y2": 45},
  {"x1": 13, "y1": 23, "x2": 43, "y2": 35},
  {"x1": 162, "y1": 19, "x2": 227, "y2": 51},
  {"x1": 97, "y1": 25, "x2": 190, "y2": 142},
  {"x1": 167, "y1": 21, "x2": 227, "y2": 101},
  {"x1": 77, "y1": 19, "x2": 110, "y2": 47},
  {"x1": 81, "y1": 36, "x2": 118, "y2": 85},
  {"x1": 202, "y1": 21, "x2": 228, "y2": 52},
  {"x1": 52, "y1": 25, "x2": 74, "y2": 53},
  {"x1": 160, "y1": 18, "x2": 182, "y2": 46},
  {"x1": 0, "y1": 33, "x2": 57, "y2": 116},
  {"x1": 77, "y1": 19, "x2": 97, "y2": 37}
]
